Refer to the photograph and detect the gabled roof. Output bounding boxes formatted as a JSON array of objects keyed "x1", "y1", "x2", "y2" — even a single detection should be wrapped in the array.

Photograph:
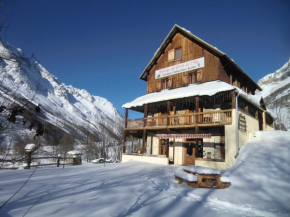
[{"x1": 139, "y1": 24, "x2": 262, "y2": 91}]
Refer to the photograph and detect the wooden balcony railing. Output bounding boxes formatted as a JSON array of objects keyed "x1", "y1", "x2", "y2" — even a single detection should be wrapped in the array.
[{"x1": 126, "y1": 109, "x2": 232, "y2": 129}]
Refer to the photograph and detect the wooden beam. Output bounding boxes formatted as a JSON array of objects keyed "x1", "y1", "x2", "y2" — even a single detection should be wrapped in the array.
[
  {"x1": 195, "y1": 96, "x2": 199, "y2": 124},
  {"x1": 167, "y1": 101, "x2": 170, "y2": 126},
  {"x1": 124, "y1": 108, "x2": 128, "y2": 128},
  {"x1": 142, "y1": 130, "x2": 146, "y2": 153},
  {"x1": 231, "y1": 90, "x2": 236, "y2": 109},
  {"x1": 262, "y1": 111, "x2": 266, "y2": 131},
  {"x1": 123, "y1": 131, "x2": 127, "y2": 153},
  {"x1": 144, "y1": 104, "x2": 148, "y2": 127}
]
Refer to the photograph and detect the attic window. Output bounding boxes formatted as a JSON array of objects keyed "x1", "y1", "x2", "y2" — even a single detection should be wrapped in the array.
[
  {"x1": 175, "y1": 48, "x2": 181, "y2": 60},
  {"x1": 168, "y1": 48, "x2": 182, "y2": 62},
  {"x1": 168, "y1": 49, "x2": 174, "y2": 62}
]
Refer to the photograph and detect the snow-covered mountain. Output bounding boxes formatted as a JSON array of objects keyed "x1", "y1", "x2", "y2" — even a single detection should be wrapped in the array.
[
  {"x1": 0, "y1": 39, "x2": 123, "y2": 143},
  {"x1": 256, "y1": 59, "x2": 290, "y2": 130}
]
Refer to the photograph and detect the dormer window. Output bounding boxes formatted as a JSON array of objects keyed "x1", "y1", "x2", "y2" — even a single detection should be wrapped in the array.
[{"x1": 168, "y1": 48, "x2": 182, "y2": 62}]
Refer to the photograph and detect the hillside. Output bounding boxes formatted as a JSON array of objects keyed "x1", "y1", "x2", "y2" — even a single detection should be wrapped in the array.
[
  {"x1": 0, "y1": 131, "x2": 289, "y2": 217},
  {"x1": 0, "y1": 39, "x2": 123, "y2": 156},
  {"x1": 256, "y1": 59, "x2": 290, "y2": 130}
]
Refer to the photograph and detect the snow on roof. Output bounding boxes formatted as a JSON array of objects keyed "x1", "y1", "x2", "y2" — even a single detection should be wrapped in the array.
[
  {"x1": 67, "y1": 150, "x2": 82, "y2": 155},
  {"x1": 123, "y1": 80, "x2": 263, "y2": 110},
  {"x1": 24, "y1": 143, "x2": 35, "y2": 150}
]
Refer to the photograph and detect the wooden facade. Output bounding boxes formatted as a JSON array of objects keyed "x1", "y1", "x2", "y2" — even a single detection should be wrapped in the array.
[{"x1": 142, "y1": 25, "x2": 261, "y2": 95}]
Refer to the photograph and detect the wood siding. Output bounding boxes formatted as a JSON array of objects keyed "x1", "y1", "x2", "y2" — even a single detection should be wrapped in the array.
[
  {"x1": 147, "y1": 33, "x2": 227, "y2": 93},
  {"x1": 146, "y1": 33, "x2": 255, "y2": 95}
]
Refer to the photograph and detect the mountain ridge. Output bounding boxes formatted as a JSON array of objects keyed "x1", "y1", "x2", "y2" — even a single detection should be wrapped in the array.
[
  {"x1": 0, "y1": 39, "x2": 123, "y2": 146},
  {"x1": 256, "y1": 58, "x2": 290, "y2": 130}
]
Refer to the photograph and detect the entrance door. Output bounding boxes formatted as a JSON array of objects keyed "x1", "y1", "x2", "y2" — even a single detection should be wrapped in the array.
[
  {"x1": 160, "y1": 139, "x2": 169, "y2": 157},
  {"x1": 183, "y1": 142, "x2": 195, "y2": 165}
]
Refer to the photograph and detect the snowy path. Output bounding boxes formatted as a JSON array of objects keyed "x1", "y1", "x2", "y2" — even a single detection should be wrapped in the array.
[{"x1": 0, "y1": 131, "x2": 290, "y2": 217}]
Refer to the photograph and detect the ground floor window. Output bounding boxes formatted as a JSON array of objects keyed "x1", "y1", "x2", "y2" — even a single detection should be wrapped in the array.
[
  {"x1": 184, "y1": 127, "x2": 225, "y2": 161},
  {"x1": 202, "y1": 136, "x2": 225, "y2": 161},
  {"x1": 125, "y1": 137, "x2": 143, "y2": 154}
]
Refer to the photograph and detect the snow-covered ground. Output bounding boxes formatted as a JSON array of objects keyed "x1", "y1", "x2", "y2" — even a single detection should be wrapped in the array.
[{"x1": 0, "y1": 131, "x2": 290, "y2": 217}]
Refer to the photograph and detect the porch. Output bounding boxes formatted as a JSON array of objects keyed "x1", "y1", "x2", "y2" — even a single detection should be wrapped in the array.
[{"x1": 125, "y1": 109, "x2": 232, "y2": 130}]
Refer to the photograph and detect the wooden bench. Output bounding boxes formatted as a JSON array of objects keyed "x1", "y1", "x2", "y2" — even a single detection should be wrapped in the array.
[{"x1": 183, "y1": 167, "x2": 231, "y2": 189}]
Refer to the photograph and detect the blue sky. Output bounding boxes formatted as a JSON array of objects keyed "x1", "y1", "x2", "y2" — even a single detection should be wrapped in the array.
[{"x1": 2, "y1": 0, "x2": 290, "y2": 116}]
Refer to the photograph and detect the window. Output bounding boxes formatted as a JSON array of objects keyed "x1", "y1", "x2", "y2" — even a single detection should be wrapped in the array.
[
  {"x1": 175, "y1": 48, "x2": 181, "y2": 60},
  {"x1": 189, "y1": 73, "x2": 197, "y2": 84},
  {"x1": 162, "y1": 78, "x2": 169, "y2": 90},
  {"x1": 168, "y1": 49, "x2": 174, "y2": 62},
  {"x1": 168, "y1": 48, "x2": 182, "y2": 62}
]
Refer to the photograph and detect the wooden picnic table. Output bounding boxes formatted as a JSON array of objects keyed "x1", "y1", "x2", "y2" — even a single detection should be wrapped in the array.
[{"x1": 174, "y1": 166, "x2": 230, "y2": 189}]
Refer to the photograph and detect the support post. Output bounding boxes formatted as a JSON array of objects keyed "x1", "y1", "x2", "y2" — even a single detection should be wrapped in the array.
[
  {"x1": 144, "y1": 104, "x2": 148, "y2": 127},
  {"x1": 262, "y1": 110, "x2": 266, "y2": 131},
  {"x1": 142, "y1": 130, "x2": 146, "y2": 154},
  {"x1": 195, "y1": 127, "x2": 199, "y2": 158},
  {"x1": 124, "y1": 108, "x2": 128, "y2": 128},
  {"x1": 195, "y1": 96, "x2": 199, "y2": 124},
  {"x1": 131, "y1": 136, "x2": 134, "y2": 153},
  {"x1": 231, "y1": 90, "x2": 236, "y2": 109},
  {"x1": 167, "y1": 101, "x2": 170, "y2": 126},
  {"x1": 122, "y1": 131, "x2": 127, "y2": 153}
]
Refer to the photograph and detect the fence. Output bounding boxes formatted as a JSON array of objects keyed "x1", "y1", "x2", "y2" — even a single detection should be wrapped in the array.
[
  {"x1": 126, "y1": 109, "x2": 232, "y2": 129},
  {"x1": 0, "y1": 155, "x2": 79, "y2": 170}
]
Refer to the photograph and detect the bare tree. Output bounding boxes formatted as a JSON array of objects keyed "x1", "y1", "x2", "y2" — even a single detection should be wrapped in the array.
[{"x1": 58, "y1": 133, "x2": 74, "y2": 156}]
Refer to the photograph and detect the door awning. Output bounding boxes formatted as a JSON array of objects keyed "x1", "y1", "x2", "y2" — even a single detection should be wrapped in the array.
[{"x1": 156, "y1": 134, "x2": 212, "y2": 139}]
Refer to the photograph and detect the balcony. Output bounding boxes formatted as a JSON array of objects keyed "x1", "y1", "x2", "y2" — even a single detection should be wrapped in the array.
[{"x1": 125, "y1": 109, "x2": 232, "y2": 130}]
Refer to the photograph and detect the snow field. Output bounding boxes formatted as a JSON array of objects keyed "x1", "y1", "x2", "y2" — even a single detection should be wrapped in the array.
[{"x1": 0, "y1": 131, "x2": 289, "y2": 217}]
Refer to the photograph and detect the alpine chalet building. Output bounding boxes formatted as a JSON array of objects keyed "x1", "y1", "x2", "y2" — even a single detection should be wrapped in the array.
[{"x1": 122, "y1": 25, "x2": 274, "y2": 169}]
